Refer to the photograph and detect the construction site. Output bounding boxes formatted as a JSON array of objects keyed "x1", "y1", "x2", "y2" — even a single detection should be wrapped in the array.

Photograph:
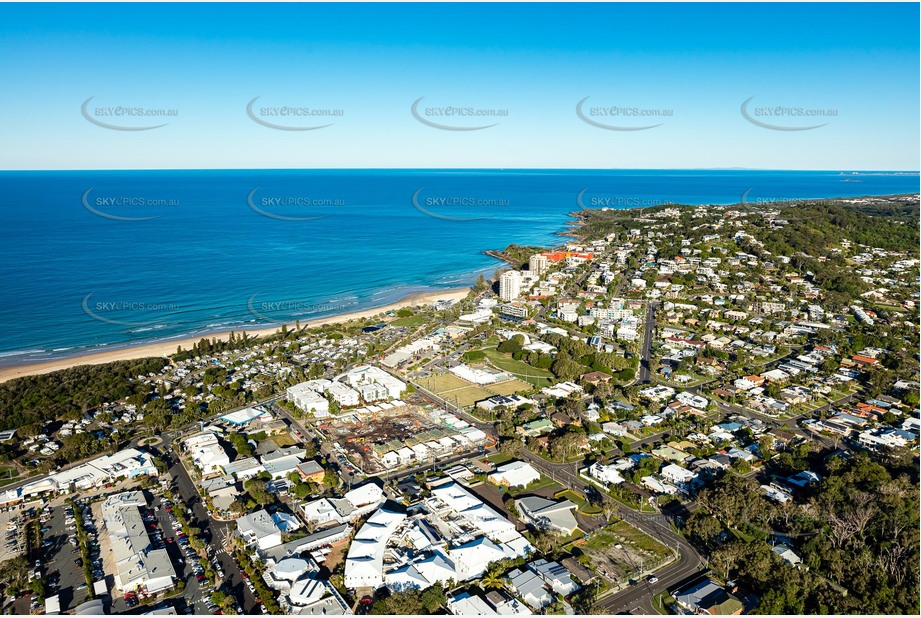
[{"x1": 313, "y1": 402, "x2": 489, "y2": 475}]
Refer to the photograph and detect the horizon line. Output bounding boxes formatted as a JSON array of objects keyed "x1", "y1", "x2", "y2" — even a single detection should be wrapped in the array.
[{"x1": 1, "y1": 167, "x2": 919, "y2": 173}]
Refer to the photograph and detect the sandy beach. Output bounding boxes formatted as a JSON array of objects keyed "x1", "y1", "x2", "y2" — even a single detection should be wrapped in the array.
[{"x1": 0, "y1": 287, "x2": 472, "y2": 383}]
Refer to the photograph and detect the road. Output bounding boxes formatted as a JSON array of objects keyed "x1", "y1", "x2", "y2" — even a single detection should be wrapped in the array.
[
  {"x1": 163, "y1": 435, "x2": 261, "y2": 615},
  {"x1": 517, "y1": 449, "x2": 707, "y2": 614},
  {"x1": 636, "y1": 301, "x2": 659, "y2": 384}
]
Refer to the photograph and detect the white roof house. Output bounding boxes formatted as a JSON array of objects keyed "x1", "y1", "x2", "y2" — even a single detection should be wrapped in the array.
[
  {"x1": 675, "y1": 391, "x2": 709, "y2": 410},
  {"x1": 451, "y1": 536, "x2": 507, "y2": 581},
  {"x1": 488, "y1": 461, "x2": 541, "y2": 488},
  {"x1": 588, "y1": 462, "x2": 625, "y2": 485},
  {"x1": 236, "y1": 509, "x2": 283, "y2": 551},
  {"x1": 660, "y1": 464, "x2": 698, "y2": 486},
  {"x1": 448, "y1": 592, "x2": 496, "y2": 615},
  {"x1": 344, "y1": 483, "x2": 384, "y2": 508},
  {"x1": 530, "y1": 559, "x2": 579, "y2": 596}
]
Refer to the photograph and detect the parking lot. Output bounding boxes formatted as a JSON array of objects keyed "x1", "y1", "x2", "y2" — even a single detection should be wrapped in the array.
[
  {"x1": 42, "y1": 502, "x2": 95, "y2": 612},
  {"x1": 0, "y1": 508, "x2": 24, "y2": 563}
]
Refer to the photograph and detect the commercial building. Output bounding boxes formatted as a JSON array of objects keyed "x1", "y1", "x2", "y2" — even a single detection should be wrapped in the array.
[
  {"x1": 183, "y1": 432, "x2": 230, "y2": 475},
  {"x1": 327, "y1": 381, "x2": 361, "y2": 407},
  {"x1": 673, "y1": 579, "x2": 744, "y2": 615},
  {"x1": 343, "y1": 508, "x2": 407, "y2": 589},
  {"x1": 515, "y1": 497, "x2": 579, "y2": 535},
  {"x1": 220, "y1": 406, "x2": 265, "y2": 425},
  {"x1": 345, "y1": 365, "x2": 407, "y2": 400},
  {"x1": 102, "y1": 491, "x2": 176, "y2": 594},
  {"x1": 299, "y1": 483, "x2": 385, "y2": 527},
  {"x1": 21, "y1": 448, "x2": 160, "y2": 497}
]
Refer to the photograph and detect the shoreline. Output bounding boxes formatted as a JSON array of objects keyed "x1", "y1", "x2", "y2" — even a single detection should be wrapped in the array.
[
  {"x1": 0, "y1": 287, "x2": 472, "y2": 383},
  {"x1": 2, "y1": 190, "x2": 915, "y2": 384}
]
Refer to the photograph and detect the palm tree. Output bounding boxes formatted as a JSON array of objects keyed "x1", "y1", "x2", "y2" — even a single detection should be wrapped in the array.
[{"x1": 480, "y1": 571, "x2": 505, "y2": 590}]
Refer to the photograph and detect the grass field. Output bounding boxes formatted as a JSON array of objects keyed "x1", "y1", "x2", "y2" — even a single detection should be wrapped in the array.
[
  {"x1": 488, "y1": 378, "x2": 534, "y2": 396},
  {"x1": 446, "y1": 386, "x2": 497, "y2": 407},
  {"x1": 485, "y1": 453, "x2": 514, "y2": 466},
  {"x1": 270, "y1": 434, "x2": 297, "y2": 447},
  {"x1": 480, "y1": 349, "x2": 554, "y2": 387},
  {"x1": 391, "y1": 315, "x2": 428, "y2": 327},
  {"x1": 0, "y1": 467, "x2": 20, "y2": 487}
]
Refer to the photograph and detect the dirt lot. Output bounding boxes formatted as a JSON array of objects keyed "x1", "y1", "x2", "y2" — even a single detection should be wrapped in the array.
[
  {"x1": 487, "y1": 379, "x2": 533, "y2": 396},
  {"x1": 571, "y1": 521, "x2": 670, "y2": 585},
  {"x1": 418, "y1": 373, "x2": 470, "y2": 392}
]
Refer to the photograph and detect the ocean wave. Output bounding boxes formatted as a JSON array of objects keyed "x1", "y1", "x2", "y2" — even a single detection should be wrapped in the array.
[{"x1": 0, "y1": 348, "x2": 46, "y2": 358}]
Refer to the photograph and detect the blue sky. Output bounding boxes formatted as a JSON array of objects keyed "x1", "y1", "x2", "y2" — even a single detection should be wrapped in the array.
[{"x1": 0, "y1": 2, "x2": 917, "y2": 170}]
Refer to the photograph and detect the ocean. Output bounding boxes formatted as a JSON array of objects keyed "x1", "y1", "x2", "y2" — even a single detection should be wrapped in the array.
[{"x1": 0, "y1": 169, "x2": 917, "y2": 366}]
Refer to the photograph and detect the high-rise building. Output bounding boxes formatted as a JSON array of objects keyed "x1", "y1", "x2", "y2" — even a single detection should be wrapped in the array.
[
  {"x1": 499, "y1": 270, "x2": 522, "y2": 301},
  {"x1": 529, "y1": 254, "x2": 549, "y2": 277}
]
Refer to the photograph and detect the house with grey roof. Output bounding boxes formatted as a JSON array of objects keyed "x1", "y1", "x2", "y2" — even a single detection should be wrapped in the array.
[
  {"x1": 529, "y1": 559, "x2": 579, "y2": 596},
  {"x1": 515, "y1": 496, "x2": 579, "y2": 535},
  {"x1": 507, "y1": 568, "x2": 553, "y2": 610}
]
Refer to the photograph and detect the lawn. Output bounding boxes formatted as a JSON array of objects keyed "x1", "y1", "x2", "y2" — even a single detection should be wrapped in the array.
[
  {"x1": 0, "y1": 467, "x2": 20, "y2": 487},
  {"x1": 270, "y1": 434, "x2": 297, "y2": 447},
  {"x1": 652, "y1": 591, "x2": 676, "y2": 614},
  {"x1": 391, "y1": 315, "x2": 428, "y2": 327},
  {"x1": 556, "y1": 489, "x2": 604, "y2": 515},
  {"x1": 485, "y1": 453, "x2": 514, "y2": 466},
  {"x1": 480, "y1": 349, "x2": 554, "y2": 387},
  {"x1": 441, "y1": 385, "x2": 496, "y2": 407}
]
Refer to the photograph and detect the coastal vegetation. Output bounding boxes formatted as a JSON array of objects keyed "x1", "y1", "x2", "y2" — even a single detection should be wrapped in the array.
[{"x1": 0, "y1": 357, "x2": 168, "y2": 430}]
